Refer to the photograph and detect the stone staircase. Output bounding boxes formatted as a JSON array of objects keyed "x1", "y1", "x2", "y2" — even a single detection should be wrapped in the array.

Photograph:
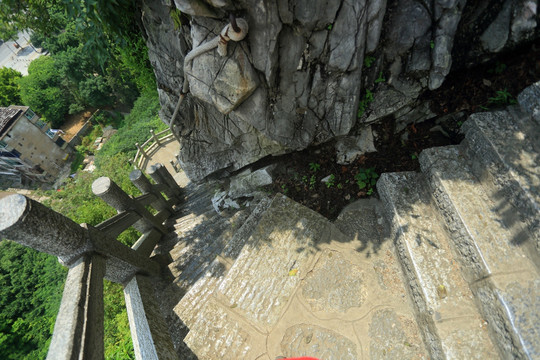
[{"x1": 155, "y1": 83, "x2": 540, "y2": 359}]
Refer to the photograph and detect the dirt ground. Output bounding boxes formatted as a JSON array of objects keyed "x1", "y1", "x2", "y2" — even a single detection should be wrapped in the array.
[
  {"x1": 263, "y1": 40, "x2": 540, "y2": 220},
  {"x1": 59, "y1": 110, "x2": 95, "y2": 142}
]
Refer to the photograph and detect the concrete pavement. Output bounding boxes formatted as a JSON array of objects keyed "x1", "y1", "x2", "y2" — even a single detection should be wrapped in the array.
[{"x1": 0, "y1": 30, "x2": 43, "y2": 75}]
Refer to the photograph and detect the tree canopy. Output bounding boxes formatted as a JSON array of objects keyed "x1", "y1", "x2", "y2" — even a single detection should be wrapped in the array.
[
  {"x1": 0, "y1": 67, "x2": 22, "y2": 107},
  {"x1": 0, "y1": 241, "x2": 65, "y2": 360},
  {"x1": 18, "y1": 57, "x2": 69, "y2": 128},
  {"x1": 0, "y1": 0, "x2": 156, "y2": 128},
  {"x1": 0, "y1": 2, "x2": 163, "y2": 358}
]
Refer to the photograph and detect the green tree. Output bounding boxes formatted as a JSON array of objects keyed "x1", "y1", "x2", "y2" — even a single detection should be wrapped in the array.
[
  {"x1": 0, "y1": 67, "x2": 22, "y2": 106},
  {"x1": 79, "y1": 76, "x2": 113, "y2": 108},
  {"x1": 18, "y1": 57, "x2": 69, "y2": 127},
  {"x1": 95, "y1": 90, "x2": 165, "y2": 166},
  {"x1": 0, "y1": 240, "x2": 65, "y2": 360},
  {"x1": 0, "y1": 1, "x2": 66, "y2": 38}
]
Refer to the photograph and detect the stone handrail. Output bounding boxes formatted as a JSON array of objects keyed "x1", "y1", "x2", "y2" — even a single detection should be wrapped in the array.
[
  {"x1": 132, "y1": 128, "x2": 179, "y2": 170},
  {"x1": 0, "y1": 163, "x2": 182, "y2": 359}
]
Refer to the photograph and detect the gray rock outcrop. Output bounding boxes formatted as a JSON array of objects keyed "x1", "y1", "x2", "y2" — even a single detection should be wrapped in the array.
[{"x1": 139, "y1": 0, "x2": 539, "y2": 182}]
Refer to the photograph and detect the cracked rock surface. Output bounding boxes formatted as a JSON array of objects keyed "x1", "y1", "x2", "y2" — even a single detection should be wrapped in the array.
[{"x1": 140, "y1": 0, "x2": 538, "y2": 182}]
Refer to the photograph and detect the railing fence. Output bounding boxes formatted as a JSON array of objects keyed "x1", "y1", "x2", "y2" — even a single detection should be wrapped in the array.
[{"x1": 0, "y1": 163, "x2": 182, "y2": 360}]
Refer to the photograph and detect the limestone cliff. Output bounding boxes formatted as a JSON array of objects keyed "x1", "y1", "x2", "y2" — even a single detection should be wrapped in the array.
[{"x1": 139, "y1": 0, "x2": 538, "y2": 181}]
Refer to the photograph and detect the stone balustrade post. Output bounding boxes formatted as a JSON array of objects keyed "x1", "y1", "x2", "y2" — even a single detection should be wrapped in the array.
[
  {"x1": 92, "y1": 177, "x2": 167, "y2": 235},
  {"x1": 0, "y1": 194, "x2": 88, "y2": 266},
  {"x1": 136, "y1": 143, "x2": 149, "y2": 160},
  {"x1": 129, "y1": 169, "x2": 173, "y2": 214},
  {"x1": 156, "y1": 163, "x2": 182, "y2": 197},
  {"x1": 147, "y1": 163, "x2": 182, "y2": 203},
  {"x1": 124, "y1": 274, "x2": 177, "y2": 360},
  {"x1": 150, "y1": 129, "x2": 161, "y2": 146},
  {"x1": 47, "y1": 254, "x2": 106, "y2": 360},
  {"x1": 169, "y1": 160, "x2": 179, "y2": 173},
  {"x1": 0, "y1": 189, "x2": 176, "y2": 359},
  {"x1": 0, "y1": 194, "x2": 159, "y2": 283}
]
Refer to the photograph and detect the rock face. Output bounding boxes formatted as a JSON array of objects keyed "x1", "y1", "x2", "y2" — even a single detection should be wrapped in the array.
[{"x1": 139, "y1": 0, "x2": 538, "y2": 181}]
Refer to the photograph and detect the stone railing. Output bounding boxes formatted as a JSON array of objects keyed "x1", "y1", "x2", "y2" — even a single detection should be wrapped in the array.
[
  {"x1": 0, "y1": 163, "x2": 182, "y2": 359},
  {"x1": 132, "y1": 128, "x2": 180, "y2": 171}
]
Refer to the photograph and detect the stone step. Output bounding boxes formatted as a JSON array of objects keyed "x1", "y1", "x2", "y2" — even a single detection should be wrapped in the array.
[
  {"x1": 155, "y1": 181, "x2": 216, "y2": 256},
  {"x1": 178, "y1": 194, "x2": 431, "y2": 359},
  {"x1": 419, "y1": 146, "x2": 540, "y2": 359},
  {"x1": 173, "y1": 197, "x2": 272, "y2": 329},
  {"x1": 462, "y1": 109, "x2": 540, "y2": 256},
  {"x1": 377, "y1": 171, "x2": 497, "y2": 359},
  {"x1": 168, "y1": 209, "x2": 248, "y2": 291},
  {"x1": 333, "y1": 199, "x2": 429, "y2": 359},
  {"x1": 177, "y1": 181, "x2": 216, "y2": 216},
  {"x1": 214, "y1": 195, "x2": 330, "y2": 330},
  {"x1": 155, "y1": 208, "x2": 221, "y2": 258},
  {"x1": 517, "y1": 80, "x2": 540, "y2": 125}
]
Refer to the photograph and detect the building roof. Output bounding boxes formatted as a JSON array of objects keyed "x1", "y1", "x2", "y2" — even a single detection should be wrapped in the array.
[{"x1": 0, "y1": 107, "x2": 22, "y2": 137}]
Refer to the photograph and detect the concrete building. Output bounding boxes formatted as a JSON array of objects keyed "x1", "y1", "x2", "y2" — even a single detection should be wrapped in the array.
[{"x1": 0, "y1": 105, "x2": 71, "y2": 183}]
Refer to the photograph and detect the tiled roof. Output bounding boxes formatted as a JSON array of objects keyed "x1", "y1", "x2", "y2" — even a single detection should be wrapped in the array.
[{"x1": 0, "y1": 107, "x2": 22, "y2": 136}]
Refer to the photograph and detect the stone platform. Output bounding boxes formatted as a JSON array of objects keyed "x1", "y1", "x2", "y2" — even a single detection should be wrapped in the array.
[{"x1": 154, "y1": 82, "x2": 540, "y2": 359}]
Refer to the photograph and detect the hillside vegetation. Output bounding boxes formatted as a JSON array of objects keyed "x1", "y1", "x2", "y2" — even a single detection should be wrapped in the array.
[{"x1": 0, "y1": 1, "x2": 166, "y2": 358}]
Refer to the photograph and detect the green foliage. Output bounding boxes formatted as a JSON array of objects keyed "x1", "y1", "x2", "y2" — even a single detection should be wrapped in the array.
[
  {"x1": 375, "y1": 71, "x2": 386, "y2": 84},
  {"x1": 0, "y1": 67, "x2": 22, "y2": 106},
  {"x1": 79, "y1": 76, "x2": 113, "y2": 108},
  {"x1": 308, "y1": 162, "x2": 321, "y2": 172},
  {"x1": 170, "y1": 8, "x2": 183, "y2": 31},
  {"x1": 96, "y1": 91, "x2": 166, "y2": 166},
  {"x1": 104, "y1": 281, "x2": 134, "y2": 359},
  {"x1": 488, "y1": 61, "x2": 507, "y2": 75},
  {"x1": 0, "y1": 240, "x2": 65, "y2": 359},
  {"x1": 7, "y1": 0, "x2": 154, "y2": 119},
  {"x1": 357, "y1": 89, "x2": 374, "y2": 118},
  {"x1": 325, "y1": 174, "x2": 336, "y2": 188},
  {"x1": 0, "y1": 1, "x2": 67, "y2": 38},
  {"x1": 363, "y1": 56, "x2": 376, "y2": 68},
  {"x1": 488, "y1": 88, "x2": 517, "y2": 106},
  {"x1": 354, "y1": 167, "x2": 379, "y2": 194},
  {"x1": 112, "y1": 36, "x2": 157, "y2": 94},
  {"x1": 430, "y1": 40, "x2": 435, "y2": 49},
  {"x1": 70, "y1": 151, "x2": 85, "y2": 172},
  {"x1": 18, "y1": 57, "x2": 69, "y2": 128},
  {"x1": 58, "y1": 0, "x2": 140, "y2": 68},
  {"x1": 68, "y1": 103, "x2": 85, "y2": 115},
  {"x1": 309, "y1": 175, "x2": 316, "y2": 190},
  {"x1": 327, "y1": 24, "x2": 333, "y2": 31}
]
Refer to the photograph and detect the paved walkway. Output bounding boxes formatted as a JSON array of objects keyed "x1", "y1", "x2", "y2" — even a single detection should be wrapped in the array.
[
  {"x1": 142, "y1": 138, "x2": 181, "y2": 177},
  {"x1": 0, "y1": 31, "x2": 43, "y2": 76}
]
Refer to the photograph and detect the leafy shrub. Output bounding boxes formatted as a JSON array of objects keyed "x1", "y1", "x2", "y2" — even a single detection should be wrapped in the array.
[
  {"x1": 0, "y1": 67, "x2": 22, "y2": 107},
  {"x1": 18, "y1": 57, "x2": 70, "y2": 128},
  {"x1": 354, "y1": 167, "x2": 379, "y2": 195},
  {"x1": 95, "y1": 91, "x2": 166, "y2": 167}
]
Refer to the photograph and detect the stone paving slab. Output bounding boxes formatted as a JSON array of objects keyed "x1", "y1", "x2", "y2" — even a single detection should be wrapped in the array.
[
  {"x1": 378, "y1": 171, "x2": 497, "y2": 359},
  {"x1": 169, "y1": 210, "x2": 246, "y2": 291},
  {"x1": 174, "y1": 198, "x2": 272, "y2": 329},
  {"x1": 144, "y1": 138, "x2": 181, "y2": 175},
  {"x1": 420, "y1": 146, "x2": 540, "y2": 359},
  {"x1": 462, "y1": 109, "x2": 540, "y2": 256},
  {"x1": 176, "y1": 194, "x2": 430, "y2": 359}
]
